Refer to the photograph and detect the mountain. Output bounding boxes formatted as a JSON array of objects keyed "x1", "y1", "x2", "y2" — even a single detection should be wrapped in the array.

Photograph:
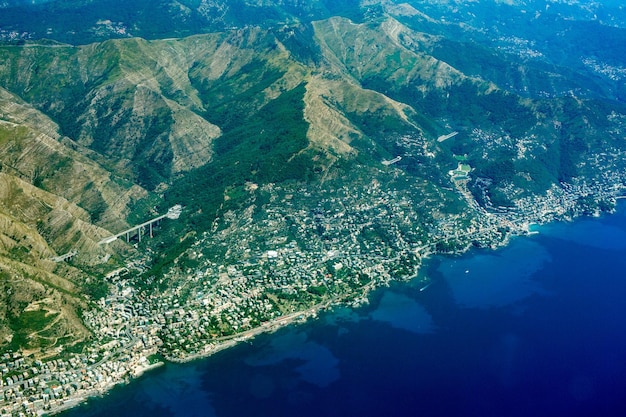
[
  {"x1": 0, "y1": 86, "x2": 147, "y2": 353},
  {"x1": 0, "y1": 0, "x2": 367, "y2": 44},
  {"x1": 0, "y1": 1, "x2": 625, "y2": 359}
]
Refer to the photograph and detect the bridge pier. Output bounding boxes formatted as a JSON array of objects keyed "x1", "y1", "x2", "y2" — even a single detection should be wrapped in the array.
[
  {"x1": 97, "y1": 205, "x2": 182, "y2": 246},
  {"x1": 50, "y1": 250, "x2": 78, "y2": 263}
]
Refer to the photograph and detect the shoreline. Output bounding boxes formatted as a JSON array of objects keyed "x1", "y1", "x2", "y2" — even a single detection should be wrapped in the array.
[
  {"x1": 140, "y1": 202, "x2": 621, "y2": 368},
  {"x1": 42, "y1": 301, "x2": 352, "y2": 414},
  {"x1": 46, "y1": 362, "x2": 165, "y2": 416},
  {"x1": 18, "y1": 193, "x2": 625, "y2": 416},
  {"x1": 165, "y1": 296, "x2": 349, "y2": 364}
]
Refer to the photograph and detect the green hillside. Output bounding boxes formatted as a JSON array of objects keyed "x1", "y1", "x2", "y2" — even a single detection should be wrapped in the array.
[{"x1": 0, "y1": 7, "x2": 625, "y2": 358}]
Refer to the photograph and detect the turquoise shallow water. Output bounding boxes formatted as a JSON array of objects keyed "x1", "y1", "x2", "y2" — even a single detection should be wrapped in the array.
[{"x1": 63, "y1": 205, "x2": 626, "y2": 417}]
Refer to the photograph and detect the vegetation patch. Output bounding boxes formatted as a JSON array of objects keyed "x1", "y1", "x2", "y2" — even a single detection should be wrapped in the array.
[{"x1": 6, "y1": 309, "x2": 60, "y2": 351}]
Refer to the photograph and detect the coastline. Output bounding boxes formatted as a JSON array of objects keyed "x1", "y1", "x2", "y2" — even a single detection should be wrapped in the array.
[
  {"x1": 165, "y1": 292, "x2": 370, "y2": 364},
  {"x1": 51, "y1": 283, "x2": 389, "y2": 415},
  {"x1": 47, "y1": 383, "x2": 126, "y2": 416},
  {"x1": 53, "y1": 223, "x2": 511, "y2": 415},
  {"x1": 54, "y1": 198, "x2": 626, "y2": 417},
  {"x1": 5, "y1": 192, "x2": 622, "y2": 417},
  {"x1": 47, "y1": 362, "x2": 165, "y2": 416},
  {"x1": 42, "y1": 299, "x2": 362, "y2": 414}
]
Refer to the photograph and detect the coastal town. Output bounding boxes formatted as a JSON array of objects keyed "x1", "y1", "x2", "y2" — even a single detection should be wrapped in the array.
[
  {"x1": 2, "y1": 0, "x2": 626, "y2": 414},
  {"x1": 1, "y1": 150, "x2": 625, "y2": 416}
]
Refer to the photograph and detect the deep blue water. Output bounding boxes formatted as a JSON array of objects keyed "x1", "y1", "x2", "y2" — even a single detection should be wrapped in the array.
[{"x1": 63, "y1": 206, "x2": 626, "y2": 417}]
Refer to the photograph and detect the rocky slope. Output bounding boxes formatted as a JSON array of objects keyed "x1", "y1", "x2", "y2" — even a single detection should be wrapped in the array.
[{"x1": 0, "y1": 87, "x2": 146, "y2": 354}]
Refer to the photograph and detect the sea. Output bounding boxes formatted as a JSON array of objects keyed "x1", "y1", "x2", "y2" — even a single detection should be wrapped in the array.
[{"x1": 62, "y1": 204, "x2": 626, "y2": 417}]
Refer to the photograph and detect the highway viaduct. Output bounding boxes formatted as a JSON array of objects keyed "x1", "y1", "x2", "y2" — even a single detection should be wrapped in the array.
[{"x1": 97, "y1": 205, "x2": 182, "y2": 245}]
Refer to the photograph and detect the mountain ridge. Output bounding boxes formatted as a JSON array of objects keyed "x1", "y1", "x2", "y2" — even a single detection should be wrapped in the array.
[{"x1": 0, "y1": 6, "x2": 625, "y2": 360}]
